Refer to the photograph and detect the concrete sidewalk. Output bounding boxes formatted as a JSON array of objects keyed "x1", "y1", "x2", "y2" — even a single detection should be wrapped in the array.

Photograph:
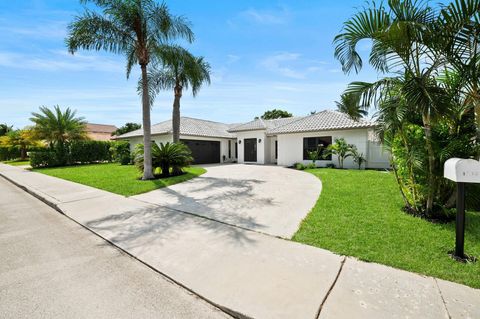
[{"x1": 1, "y1": 163, "x2": 479, "y2": 319}]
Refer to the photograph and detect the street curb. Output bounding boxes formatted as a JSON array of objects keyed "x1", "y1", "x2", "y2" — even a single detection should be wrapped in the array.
[{"x1": 0, "y1": 172, "x2": 250, "y2": 319}]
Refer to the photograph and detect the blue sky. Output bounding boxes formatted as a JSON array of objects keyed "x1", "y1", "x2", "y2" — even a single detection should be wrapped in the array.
[{"x1": 0, "y1": 0, "x2": 380, "y2": 128}]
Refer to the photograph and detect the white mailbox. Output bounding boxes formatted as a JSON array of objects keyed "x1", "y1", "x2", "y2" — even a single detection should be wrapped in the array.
[{"x1": 444, "y1": 158, "x2": 480, "y2": 183}]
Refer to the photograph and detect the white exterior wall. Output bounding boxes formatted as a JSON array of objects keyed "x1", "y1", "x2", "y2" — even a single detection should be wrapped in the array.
[
  {"x1": 122, "y1": 134, "x2": 236, "y2": 163},
  {"x1": 236, "y1": 130, "x2": 267, "y2": 164},
  {"x1": 267, "y1": 136, "x2": 277, "y2": 164},
  {"x1": 276, "y1": 128, "x2": 390, "y2": 169}
]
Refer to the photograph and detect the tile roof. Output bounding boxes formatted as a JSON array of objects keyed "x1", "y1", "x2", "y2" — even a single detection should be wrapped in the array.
[
  {"x1": 228, "y1": 117, "x2": 303, "y2": 132},
  {"x1": 86, "y1": 123, "x2": 117, "y2": 134},
  {"x1": 116, "y1": 117, "x2": 236, "y2": 139},
  {"x1": 267, "y1": 110, "x2": 375, "y2": 134}
]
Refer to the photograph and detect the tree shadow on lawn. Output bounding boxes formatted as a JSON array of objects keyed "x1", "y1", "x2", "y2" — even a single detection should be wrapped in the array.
[
  {"x1": 138, "y1": 176, "x2": 276, "y2": 231},
  {"x1": 86, "y1": 204, "x2": 259, "y2": 256}
]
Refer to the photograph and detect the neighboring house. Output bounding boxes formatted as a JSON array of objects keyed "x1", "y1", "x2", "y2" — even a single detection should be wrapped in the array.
[
  {"x1": 115, "y1": 111, "x2": 390, "y2": 168},
  {"x1": 86, "y1": 123, "x2": 117, "y2": 141}
]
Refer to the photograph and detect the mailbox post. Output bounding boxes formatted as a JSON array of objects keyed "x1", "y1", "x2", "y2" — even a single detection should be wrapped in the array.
[{"x1": 444, "y1": 158, "x2": 480, "y2": 259}]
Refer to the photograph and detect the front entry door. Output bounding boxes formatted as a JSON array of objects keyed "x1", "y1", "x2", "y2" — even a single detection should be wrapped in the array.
[{"x1": 244, "y1": 138, "x2": 257, "y2": 162}]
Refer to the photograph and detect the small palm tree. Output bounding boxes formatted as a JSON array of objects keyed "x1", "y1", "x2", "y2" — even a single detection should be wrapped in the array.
[
  {"x1": 335, "y1": 92, "x2": 367, "y2": 120},
  {"x1": 30, "y1": 106, "x2": 87, "y2": 148},
  {"x1": 351, "y1": 147, "x2": 367, "y2": 170},
  {"x1": 0, "y1": 129, "x2": 41, "y2": 160},
  {"x1": 134, "y1": 142, "x2": 193, "y2": 177},
  {"x1": 66, "y1": 0, "x2": 194, "y2": 180},
  {"x1": 144, "y1": 46, "x2": 211, "y2": 143},
  {"x1": 326, "y1": 138, "x2": 355, "y2": 169}
]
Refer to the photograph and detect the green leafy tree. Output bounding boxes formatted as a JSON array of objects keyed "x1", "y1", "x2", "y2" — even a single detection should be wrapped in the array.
[
  {"x1": 326, "y1": 138, "x2": 355, "y2": 169},
  {"x1": 112, "y1": 123, "x2": 141, "y2": 136},
  {"x1": 335, "y1": 92, "x2": 368, "y2": 120},
  {"x1": 0, "y1": 124, "x2": 13, "y2": 136},
  {"x1": 66, "y1": 0, "x2": 194, "y2": 180},
  {"x1": 143, "y1": 46, "x2": 211, "y2": 143},
  {"x1": 257, "y1": 109, "x2": 293, "y2": 120},
  {"x1": 134, "y1": 141, "x2": 193, "y2": 177}
]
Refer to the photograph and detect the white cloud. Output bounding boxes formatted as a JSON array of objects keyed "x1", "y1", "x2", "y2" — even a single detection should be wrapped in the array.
[
  {"x1": 261, "y1": 52, "x2": 304, "y2": 79},
  {"x1": 261, "y1": 53, "x2": 329, "y2": 79},
  {"x1": 241, "y1": 8, "x2": 287, "y2": 25},
  {"x1": 0, "y1": 50, "x2": 124, "y2": 73},
  {"x1": 226, "y1": 54, "x2": 240, "y2": 64}
]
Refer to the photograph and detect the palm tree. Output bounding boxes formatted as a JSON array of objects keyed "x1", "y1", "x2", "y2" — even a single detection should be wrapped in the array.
[
  {"x1": 66, "y1": 0, "x2": 194, "y2": 180},
  {"x1": 335, "y1": 92, "x2": 368, "y2": 120},
  {"x1": 326, "y1": 138, "x2": 355, "y2": 169},
  {"x1": 134, "y1": 141, "x2": 193, "y2": 177},
  {"x1": 30, "y1": 106, "x2": 87, "y2": 148},
  {"x1": 440, "y1": 0, "x2": 480, "y2": 139},
  {"x1": 334, "y1": 0, "x2": 448, "y2": 214},
  {"x1": 0, "y1": 129, "x2": 41, "y2": 160},
  {"x1": 144, "y1": 46, "x2": 210, "y2": 143}
]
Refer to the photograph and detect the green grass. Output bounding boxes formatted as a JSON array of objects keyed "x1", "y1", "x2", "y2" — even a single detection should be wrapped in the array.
[
  {"x1": 34, "y1": 163, "x2": 206, "y2": 196},
  {"x1": 2, "y1": 159, "x2": 31, "y2": 166},
  {"x1": 293, "y1": 168, "x2": 480, "y2": 288}
]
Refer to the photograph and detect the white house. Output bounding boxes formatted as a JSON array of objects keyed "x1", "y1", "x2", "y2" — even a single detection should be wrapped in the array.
[{"x1": 116, "y1": 110, "x2": 390, "y2": 169}]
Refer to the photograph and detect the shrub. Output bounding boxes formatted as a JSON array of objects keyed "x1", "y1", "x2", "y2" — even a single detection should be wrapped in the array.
[
  {"x1": 294, "y1": 163, "x2": 306, "y2": 170},
  {"x1": 306, "y1": 163, "x2": 317, "y2": 169},
  {"x1": 30, "y1": 151, "x2": 60, "y2": 168},
  {"x1": 326, "y1": 163, "x2": 336, "y2": 169},
  {"x1": 110, "y1": 141, "x2": 131, "y2": 165}
]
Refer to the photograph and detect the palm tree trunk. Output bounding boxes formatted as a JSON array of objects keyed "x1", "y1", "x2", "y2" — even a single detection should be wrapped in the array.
[
  {"x1": 172, "y1": 85, "x2": 182, "y2": 143},
  {"x1": 392, "y1": 160, "x2": 413, "y2": 210},
  {"x1": 141, "y1": 63, "x2": 154, "y2": 180},
  {"x1": 422, "y1": 113, "x2": 435, "y2": 215}
]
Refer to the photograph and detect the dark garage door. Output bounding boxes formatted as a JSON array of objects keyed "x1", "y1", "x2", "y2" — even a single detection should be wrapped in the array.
[{"x1": 181, "y1": 139, "x2": 220, "y2": 164}]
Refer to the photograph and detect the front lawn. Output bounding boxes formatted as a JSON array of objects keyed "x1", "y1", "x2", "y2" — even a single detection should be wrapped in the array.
[
  {"x1": 34, "y1": 163, "x2": 206, "y2": 196},
  {"x1": 2, "y1": 159, "x2": 30, "y2": 166},
  {"x1": 293, "y1": 168, "x2": 480, "y2": 288}
]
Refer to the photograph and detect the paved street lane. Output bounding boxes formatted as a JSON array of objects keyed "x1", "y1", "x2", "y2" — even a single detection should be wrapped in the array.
[{"x1": 0, "y1": 177, "x2": 229, "y2": 319}]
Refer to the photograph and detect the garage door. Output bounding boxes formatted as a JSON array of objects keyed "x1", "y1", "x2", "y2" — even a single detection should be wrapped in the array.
[{"x1": 181, "y1": 139, "x2": 221, "y2": 164}]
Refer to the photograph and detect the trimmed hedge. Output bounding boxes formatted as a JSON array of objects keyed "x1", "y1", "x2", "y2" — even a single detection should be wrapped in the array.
[
  {"x1": 70, "y1": 140, "x2": 112, "y2": 164},
  {"x1": 0, "y1": 145, "x2": 46, "y2": 161},
  {"x1": 30, "y1": 140, "x2": 125, "y2": 168},
  {"x1": 0, "y1": 147, "x2": 21, "y2": 161}
]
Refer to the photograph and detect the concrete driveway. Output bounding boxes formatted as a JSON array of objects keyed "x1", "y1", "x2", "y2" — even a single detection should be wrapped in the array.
[{"x1": 132, "y1": 164, "x2": 322, "y2": 238}]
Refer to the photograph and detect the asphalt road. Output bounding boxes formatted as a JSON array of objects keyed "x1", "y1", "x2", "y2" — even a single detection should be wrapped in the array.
[{"x1": 0, "y1": 177, "x2": 230, "y2": 319}]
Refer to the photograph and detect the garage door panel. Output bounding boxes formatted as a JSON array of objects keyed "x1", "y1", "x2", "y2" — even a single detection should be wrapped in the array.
[{"x1": 181, "y1": 139, "x2": 220, "y2": 164}]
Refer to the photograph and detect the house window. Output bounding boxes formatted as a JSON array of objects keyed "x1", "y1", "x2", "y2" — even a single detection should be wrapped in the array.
[
  {"x1": 235, "y1": 142, "x2": 238, "y2": 158},
  {"x1": 275, "y1": 140, "x2": 278, "y2": 159},
  {"x1": 303, "y1": 136, "x2": 332, "y2": 160},
  {"x1": 228, "y1": 140, "x2": 231, "y2": 158}
]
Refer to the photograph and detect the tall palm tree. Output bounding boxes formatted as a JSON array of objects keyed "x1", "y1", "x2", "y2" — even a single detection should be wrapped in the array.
[
  {"x1": 334, "y1": 0, "x2": 448, "y2": 214},
  {"x1": 66, "y1": 0, "x2": 194, "y2": 180},
  {"x1": 144, "y1": 46, "x2": 210, "y2": 142},
  {"x1": 30, "y1": 106, "x2": 87, "y2": 148},
  {"x1": 335, "y1": 92, "x2": 368, "y2": 120}
]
